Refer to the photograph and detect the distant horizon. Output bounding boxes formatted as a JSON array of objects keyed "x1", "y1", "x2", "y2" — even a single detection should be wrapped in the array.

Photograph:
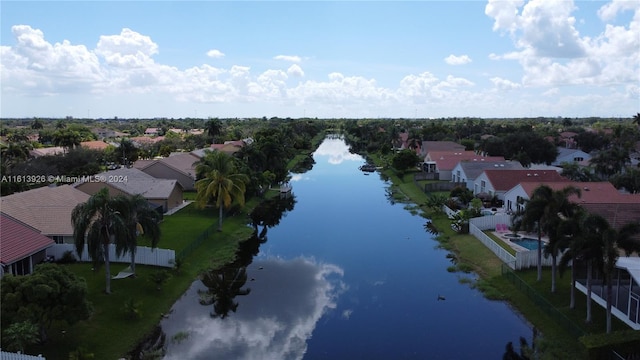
[{"x1": 2, "y1": 1, "x2": 638, "y2": 119}]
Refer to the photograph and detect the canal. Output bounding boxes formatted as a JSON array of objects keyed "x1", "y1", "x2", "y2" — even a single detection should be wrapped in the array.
[{"x1": 160, "y1": 136, "x2": 532, "y2": 359}]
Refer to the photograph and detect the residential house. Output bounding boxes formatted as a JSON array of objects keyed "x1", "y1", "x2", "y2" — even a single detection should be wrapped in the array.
[
  {"x1": 135, "y1": 152, "x2": 200, "y2": 191},
  {"x1": 191, "y1": 139, "x2": 252, "y2": 157},
  {"x1": 503, "y1": 181, "x2": 639, "y2": 221},
  {"x1": 423, "y1": 150, "x2": 505, "y2": 181},
  {"x1": 0, "y1": 213, "x2": 55, "y2": 276},
  {"x1": 575, "y1": 256, "x2": 640, "y2": 330},
  {"x1": 558, "y1": 131, "x2": 578, "y2": 149},
  {"x1": 451, "y1": 161, "x2": 524, "y2": 190},
  {"x1": 80, "y1": 140, "x2": 110, "y2": 151},
  {"x1": 552, "y1": 147, "x2": 592, "y2": 167},
  {"x1": 74, "y1": 167, "x2": 183, "y2": 212},
  {"x1": 29, "y1": 146, "x2": 65, "y2": 157},
  {"x1": 92, "y1": 128, "x2": 116, "y2": 139},
  {"x1": 144, "y1": 127, "x2": 161, "y2": 136},
  {"x1": 474, "y1": 169, "x2": 567, "y2": 204},
  {"x1": 0, "y1": 184, "x2": 90, "y2": 244},
  {"x1": 420, "y1": 140, "x2": 465, "y2": 157}
]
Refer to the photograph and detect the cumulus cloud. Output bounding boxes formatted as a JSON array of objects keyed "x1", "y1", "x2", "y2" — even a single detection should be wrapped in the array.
[
  {"x1": 96, "y1": 28, "x2": 158, "y2": 67},
  {"x1": 287, "y1": 64, "x2": 304, "y2": 77},
  {"x1": 444, "y1": 54, "x2": 472, "y2": 65},
  {"x1": 485, "y1": 0, "x2": 640, "y2": 88},
  {"x1": 490, "y1": 77, "x2": 522, "y2": 91},
  {"x1": 274, "y1": 55, "x2": 301, "y2": 62},
  {"x1": 206, "y1": 49, "x2": 225, "y2": 58}
]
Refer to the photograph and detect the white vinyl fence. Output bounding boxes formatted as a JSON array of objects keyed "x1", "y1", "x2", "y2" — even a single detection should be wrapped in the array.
[
  {"x1": 469, "y1": 214, "x2": 557, "y2": 270},
  {"x1": 46, "y1": 244, "x2": 175, "y2": 268},
  {"x1": 0, "y1": 350, "x2": 45, "y2": 360}
]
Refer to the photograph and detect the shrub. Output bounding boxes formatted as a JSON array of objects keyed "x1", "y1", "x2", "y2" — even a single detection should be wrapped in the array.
[{"x1": 57, "y1": 250, "x2": 78, "y2": 264}]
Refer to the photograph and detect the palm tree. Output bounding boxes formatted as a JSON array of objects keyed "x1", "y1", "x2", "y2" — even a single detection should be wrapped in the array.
[
  {"x1": 633, "y1": 113, "x2": 640, "y2": 127},
  {"x1": 115, "y1": 194, "x2": 161, "y2": 276},
  {"x1": 72, "y1": 187, "x2": 128, "y2": 294},
  {"x1": 600, "y1": 220, "x2": 640, "y2": 333},
  {"x1": 195, "y1": 150, "x2": 249, "y2": 231},
  {"x1": 579, "y1": 214, "x2": 610, "y2": 323},
  {"x1": 512, "y1": 184, "x2": 580, "y2": 284},
  {"x1": 558, "y1": 207, "x2": 588, "y2": 309},
  {"x1": 542, "y1": 186, "x2": 581, "y2": 293}
]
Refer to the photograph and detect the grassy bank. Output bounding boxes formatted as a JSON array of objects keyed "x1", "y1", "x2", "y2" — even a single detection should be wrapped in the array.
[
  {"x1": 366, "y1": 158, "x2": 633, "y2": 358},
  {"x1": 31, "y1": 200, "x2": 258, "y2": 360}
]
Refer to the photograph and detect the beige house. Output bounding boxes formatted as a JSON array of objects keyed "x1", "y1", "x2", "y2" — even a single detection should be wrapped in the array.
[
  {"x1": 74, "y1": 167, "x2": 183, "y2": 213},
  {"x1": 0, "y1": 184, "x2": 90, "y2": 244},
  {"x1": 134, "y1": 153, "x2": 200, "y2": 191}
]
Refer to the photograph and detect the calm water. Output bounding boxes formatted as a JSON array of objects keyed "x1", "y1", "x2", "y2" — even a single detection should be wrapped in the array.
[
  {"x1": 512, "y1": 238, "x2": 541, "y2": 251},
  {"x1": 160, "y1": 137, "x2": 532, "y2": 359}
]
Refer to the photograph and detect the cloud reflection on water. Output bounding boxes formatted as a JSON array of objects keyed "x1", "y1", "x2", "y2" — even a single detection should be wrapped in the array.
[
  {"x1": 162, "y1": 257, "x2": 345, "y2": 360},
  {"x1": 313, "y1": 137, "x2": 362, "y2": 165}
]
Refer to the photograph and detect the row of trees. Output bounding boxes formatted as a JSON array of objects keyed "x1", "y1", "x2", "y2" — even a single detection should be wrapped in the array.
[{"x1": 513, "y1": 185, "x2": 640, "y2": 333}]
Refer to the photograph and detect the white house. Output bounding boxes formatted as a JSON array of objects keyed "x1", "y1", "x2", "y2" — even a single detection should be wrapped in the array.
[{"x1": 451, "y1": 161, "x2": 523, "y2": 190}]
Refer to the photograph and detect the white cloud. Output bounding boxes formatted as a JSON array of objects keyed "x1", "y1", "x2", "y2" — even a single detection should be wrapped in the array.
[
  {"x1": 96, "y1": 28, "x2": 158, "y2": 68},
  {"x1": 206, "y1": 49, "x2": 225, "y2": 58},
  {"x1": 485, "y1": 0, "x2": 640, "y2": 88},
  {"x1": 287, "y1": 64, "x2": 304, "y2": 77},
  {"x1": 274, "y1": 55, "x2": 301, "y2": 62},
  {"x1": 490, "y1": 77, "x2": 522, "y2": 91},
  {"x1": 485, "y1": 0, "x2": 524, "y2": 33},
  {"x1": 444, "y1": 54, "x2": 472, "y2": 65}
]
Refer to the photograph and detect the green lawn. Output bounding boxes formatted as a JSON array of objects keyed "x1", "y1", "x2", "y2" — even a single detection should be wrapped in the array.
[{"x1": 30, "y1": 199, "x2": 258, "y2": 360}]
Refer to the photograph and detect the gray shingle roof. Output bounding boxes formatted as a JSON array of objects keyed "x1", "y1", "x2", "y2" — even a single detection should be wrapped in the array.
[{"x1": 83, "y1": 167, "x2": 180, "y2": 199}]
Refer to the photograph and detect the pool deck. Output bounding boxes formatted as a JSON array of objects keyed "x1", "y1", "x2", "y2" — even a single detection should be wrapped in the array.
[{"x1": 492, "y1": 231, "x2": 549, "y2": 252}]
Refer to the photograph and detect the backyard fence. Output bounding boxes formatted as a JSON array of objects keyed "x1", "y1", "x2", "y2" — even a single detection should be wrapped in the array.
[
  {"x1": 469, "y1": 214, "x2": 558, "y2": 270},
  {"x1": 0, "y1": 351, "x2": 45, "y2": 360},
  {"x1": 501, "y1": 264, "x2": 586, "y2": 339},
  {"x1": 175, "y1": 222, "x2": 218, "y2": 261},
  {"x1": 46, "y1": 244, "x2": 175, "y2": 268}
]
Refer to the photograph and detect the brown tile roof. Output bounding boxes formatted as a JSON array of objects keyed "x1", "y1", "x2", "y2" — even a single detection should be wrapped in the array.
[
  {"x1": 140, "y1": 153, "x2": 199, "y2": 178},
  {"x1": 484, "y1": 169, "x2": 567, "y2": 191},
  {"x1": 0, "y1": 185, "x2": 90, "y2": 236},
  {"x1": 427, "y1": 151, "x2": 505, "y2": 171},
  {"x1": 422, "y1": 141, "x2": 466, "y2": 152},
  {"x1": 0, "y1": 214, "x2": 55, "y2": 265}
]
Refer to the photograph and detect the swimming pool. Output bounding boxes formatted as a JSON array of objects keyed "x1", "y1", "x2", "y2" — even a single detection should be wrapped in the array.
[{"x1": 511, "y1": 237, "x2": 541, "y2": 250}]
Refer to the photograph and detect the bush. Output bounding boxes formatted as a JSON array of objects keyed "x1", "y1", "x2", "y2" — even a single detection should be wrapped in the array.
[{"x1": 57, "y1": 250, "x2": 78, "y2": 264}]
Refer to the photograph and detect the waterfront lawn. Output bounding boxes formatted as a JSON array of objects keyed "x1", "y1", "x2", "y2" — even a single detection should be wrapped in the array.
[{"x1": 32, "y1": 202, "x2": 257, "y2": 360}]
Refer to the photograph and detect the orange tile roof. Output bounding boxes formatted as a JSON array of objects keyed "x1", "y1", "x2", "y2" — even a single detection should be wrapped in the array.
[{"x1": 80, "y1": 140, "x2": 110, "y2": 150}]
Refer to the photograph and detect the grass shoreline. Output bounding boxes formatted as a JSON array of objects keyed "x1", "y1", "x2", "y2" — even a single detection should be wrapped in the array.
[{"x1": 368, "y1": 159, "x2": 640, "y2": 358}]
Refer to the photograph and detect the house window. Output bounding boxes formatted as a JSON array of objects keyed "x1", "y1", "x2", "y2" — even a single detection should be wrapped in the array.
[
  {"x1": 573, "y1": 157, "x2": 584, "y2": 162},
  {"x1": 51, "y1": 235, "x2": 64, "y2": 244},
  {"x1": 480, "y1": 180, "x2": 486, "y2": 193}
]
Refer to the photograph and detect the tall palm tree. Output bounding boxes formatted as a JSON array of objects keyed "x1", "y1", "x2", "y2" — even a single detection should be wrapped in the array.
[
  {"x1": 542, "y1": 186, "x2": 581, "y2": 293},
  {"x1": 72, "y1": 188, "x2": 128, "y2": 294},
  {"x1": 114, "y1": 194, "x2": 161, "y2": 276},
  {"x1": 512, "y1": 184, "x2": 580, "y2": 284},
  {"x1": 600, "y1": 220, "x2": 640, "y2": 333},
  {"x1": 579, "y1": 214, "x2": 609, "y2": 324},
  {"x1": 558, "y1": 207, "x2": 588, "y2": 309},
  {"x1": 195, "y1": 150, "x2": 249, "y2": 231}
]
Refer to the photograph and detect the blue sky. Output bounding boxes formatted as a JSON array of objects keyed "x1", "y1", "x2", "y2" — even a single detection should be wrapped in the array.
[{"x1": 1, "y1": 1, "x2": 638, "y2": 119}]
